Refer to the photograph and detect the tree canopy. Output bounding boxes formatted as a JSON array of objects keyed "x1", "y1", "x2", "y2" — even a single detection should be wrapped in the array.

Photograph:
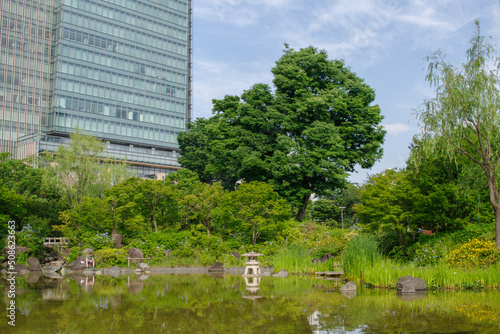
[{"x1": 179, "y1": 46, "x2": 385, "y2": 220}]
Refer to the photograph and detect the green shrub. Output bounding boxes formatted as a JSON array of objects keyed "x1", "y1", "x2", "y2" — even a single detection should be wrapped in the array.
[
  {"x1": 450, "y1": 223, "x2": 494, "y2": 244},
  {"x1": 94, "y1": 248, "x2": 127, "y2": 266},
  {"x1": 407, "y1": 240, "x2": 448, "y2": 267},
  {"x1": 67, "y1": 246, "x2": 81, "y2": 263},
  {"x1": 80, "y1": 231, "x2": 113, "y2": 250},
  {"x1": 16, "y1": 223, "x2": 45, "y2": 257},
  {"x1": 446, "y1": 238, "x2": 499, "y2": 269}
]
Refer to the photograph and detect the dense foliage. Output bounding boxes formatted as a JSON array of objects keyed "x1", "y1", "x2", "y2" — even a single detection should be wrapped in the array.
[
  {"x1": 2, "y1": 33, "x2": 500, "y2": 286},
  {"x1": 178, "y1": 46, "x2": 385, "y2": 220}
]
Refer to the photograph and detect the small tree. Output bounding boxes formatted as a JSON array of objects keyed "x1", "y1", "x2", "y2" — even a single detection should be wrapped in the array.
[
  {"x1": 354, "y1": 169, "x2": 420, "y2": 246},
  {"x1": 224, "y1": 181, "x2": 290, "y2": 245},
  {"x1": 42, "y1": 130, "x2": 128, "y2": 210},
  {"x1": 418, "y1": 21, "x2": 500, "y2": 249},
  {"x1": 178, "y1": 182, "x2": 224, "y2": 237}
]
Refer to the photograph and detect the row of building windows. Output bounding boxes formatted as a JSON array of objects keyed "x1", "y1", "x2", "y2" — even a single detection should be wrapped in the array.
[
  {"x1": 2, "y1": 13, "x2": 51, "y2": 39},
  {"x1": 58, "y1": 45, "x2": 186, "y2": 85},
  {"x1": 58, "y1": 60, "x2": 183, "y2": 99},
  {"x1": 56, "y1": 76, "x2": 186, "y2": 113},
  {"x1": 58, "y1": 42, "x2": 186, "y2": 75},
  {"x1": 109, "y1": 0, "x2": 189, "y2": 15},
  {"x1": 1, "y1": 36, "x2": 50, "y2": 56},
  {"x1": 52, "y1": 112, "x2": 180, "y2": 145},
  {"x1": 0, "y1": 91, "x2": 47, "y2": 107},
  {"x1": 60, "y1": 29, "x2": 187, "y2": 69},
  {"x1": 2, "y1": 2, "x2": 51, "y2": 22},
  {"x1": 63, "y1": 0, "x2": 189, "y2": 26},
  {"x1": 60, "y1": 21, "x2": 187, "y2": 57},
  {"x1": 0, "y1": 120, "x2": 39, "y2": 138},
  {"x1": 54, "y1": 77, "x2": 186, "y2": 114},
  {"x1": 62, "y1": 3, "x2": 188, "y2": 40},
  {"x1": 56, "y1": 95, "x2": 185, "y2": 129}
]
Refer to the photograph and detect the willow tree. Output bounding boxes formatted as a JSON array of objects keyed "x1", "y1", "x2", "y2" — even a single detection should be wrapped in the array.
[
  {"x1": 418, "y1": 21, "x2": 500, "y2": 250},
  {"x1": 42, "y1": 130, "x2": 129, "y2": 210}
]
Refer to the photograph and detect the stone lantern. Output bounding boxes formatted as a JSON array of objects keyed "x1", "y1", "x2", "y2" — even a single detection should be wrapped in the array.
[{"x1": 241, "y1": 251, "x2": 263, "y2": 277}]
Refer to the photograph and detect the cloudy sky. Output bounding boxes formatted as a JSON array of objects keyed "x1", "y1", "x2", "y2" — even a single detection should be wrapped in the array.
[{"x1": 191, "y1": 0, "x2": 500, "y2": 184}]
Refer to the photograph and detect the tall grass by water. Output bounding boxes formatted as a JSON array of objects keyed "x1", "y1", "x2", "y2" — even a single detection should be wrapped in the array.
[
  {"x1": 342, "y1": 235, "x2": 383, "y2": 279},
  {"x1": 361, "y1": 261, "x2": 500, "y2": 289},
  {"x1": 271, "y1": 245, "x2": 339, "y2": 273},
  {"x1": 339, "y1": 234, "x2": 500, "y2": 289}
]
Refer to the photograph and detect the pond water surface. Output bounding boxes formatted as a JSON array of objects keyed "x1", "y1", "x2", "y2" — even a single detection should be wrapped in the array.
[{"x1": 2, "y1": 273, "x2": 500, "y2": 333}]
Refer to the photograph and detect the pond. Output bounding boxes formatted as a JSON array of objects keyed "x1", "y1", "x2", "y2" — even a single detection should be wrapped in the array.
[{"x1": 2, "y1": 273, "x2": 500, "y2": 333}]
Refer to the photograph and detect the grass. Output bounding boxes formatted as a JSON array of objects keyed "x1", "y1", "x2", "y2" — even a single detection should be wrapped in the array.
[
  {"x1": 270, "y1": 245, "x2": 341, "y2": 274},
  {"x1": 342, "y1": 234, "x2": 383, "y2": 279},
  {"x1": 361, "y1": 260, "x2": 500, "y2": 289}
]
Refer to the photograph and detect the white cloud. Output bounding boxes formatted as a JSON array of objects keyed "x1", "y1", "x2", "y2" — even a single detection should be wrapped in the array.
[
  {"x1": 193, "y1": 59, "x2": 273, "y2": 119},
  {"x1": 195, "y1": 0, "x2": 293, "y2": 27},
  {"x1": 383, "y1": 123, "x2": 410, "y2": 136}
]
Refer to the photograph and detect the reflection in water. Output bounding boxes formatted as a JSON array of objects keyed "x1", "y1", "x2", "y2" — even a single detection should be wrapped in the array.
[
  {"x1": 243, "y1": 276, "x2": 264, "y2": 301},
  {"x1": 1, "y1": 274, "x2": 499, "y2": 333}
]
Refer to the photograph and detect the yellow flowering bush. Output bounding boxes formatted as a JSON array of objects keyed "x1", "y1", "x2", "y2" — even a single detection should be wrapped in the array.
[{"x1": 446, "y1": 238, "x2": 499, "y2": 269}]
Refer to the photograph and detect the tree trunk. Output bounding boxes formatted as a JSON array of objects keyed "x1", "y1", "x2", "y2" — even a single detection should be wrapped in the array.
[
  {"x1": 485, "y1": 173, "x2": 500, "y2": 250},
  {"x1": 295, "y1": 194, "x2": 310, "y2": 221},
  {"x1": 495, "y1": 205, "x2": 500, "y2": 251},
  {"x1": 252, "y1": 222, "x2": 257, "y2": 245},
  {"x1": 152, "y1": 206, "x2": 158, "y2": 233}
]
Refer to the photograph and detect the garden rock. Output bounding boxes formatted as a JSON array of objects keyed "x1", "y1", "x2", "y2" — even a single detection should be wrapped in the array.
[
  {"x1": 3, "y1": 245, "x2": 29, "y2": 257},
  {"x1": 272, "y1": 270, "x2": 288, "y2": 278},
  {"x1": 397, "y1": 292, "x2": 426, "y2": 302},
  {"x1": 208, "y1": 261, "x2": 225, "y2": 272},
  {"x1": 127, "y1": 248, "x2": 143, "y2": 263},
  {"x1": 82, "y1": 268, "x2": 94, "y2": 276},
  {"x1": 42, "y1": 271, "x2": 62, "y2": 279},
  {"x1": 164, "y1": 249, "x2": 172, "y2": 257},
  {"x1": 48, "y1": 250, "x2": 65, "y2": 261},
  {"x1": 262, "y1": 270, "x2": 272, "y2": 277},
  {"x1": 26, "y1": 271, "x2": 42, "y2": 284},
  {"x1": 43, "y1": 265, "x2": 62, "y2": 272},
  {"x1": 15, "y1": 263, "x2": 28, "y2": 272},
  {"x1": 27, "y1": 257, "x2": 42, "y2": 271},
  {"x1": 137, "y1": 263, "x2": 149, "y2": 271},
  {"x1": 340, "y1": 290, "x2": 357, "y2": 299},
  {"x1": 68, "y1": 256, "x2": 88, "y2": 270},
  {"x1": 105, "y1": 266, "x2": 121, "y2": 277},
  {"x1": 340, "y1": 281, "x2": 357, "y2": 292},
  {"x1": 111, "y1": 228, "x2": 124, "y2": 248},
  {"x1": 232, "y1": 251, "x2": 240, "y2": 260},
  {"x1": 50, "y1": 260, "x2": 65, "y2": 267},
  {"x1": 396, "y1": 275, "x2": 427, "y2": 294}
]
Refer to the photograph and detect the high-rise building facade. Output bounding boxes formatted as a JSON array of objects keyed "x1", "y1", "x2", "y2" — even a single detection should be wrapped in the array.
[{"x1": 1, "y1": 0, "x2": 192, "y2": 178}]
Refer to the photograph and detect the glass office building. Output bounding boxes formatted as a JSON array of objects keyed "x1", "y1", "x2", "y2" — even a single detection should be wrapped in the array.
[{"x1": 1, "y1": 0, "x2": 192, "y2": 178}]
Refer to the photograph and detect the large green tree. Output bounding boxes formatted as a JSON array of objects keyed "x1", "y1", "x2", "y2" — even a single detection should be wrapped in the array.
[
  {"x1": 179, "y1": 46, "x2": 385, "y2": 220},
  {"x1": 418, "y1": 21, "x2": 500, "y2": 249}
]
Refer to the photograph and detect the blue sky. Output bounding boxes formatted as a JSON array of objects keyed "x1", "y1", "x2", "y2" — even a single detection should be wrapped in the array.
[{"x1": 191, "y1": 0, "x2": 500, "y2": 184}]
